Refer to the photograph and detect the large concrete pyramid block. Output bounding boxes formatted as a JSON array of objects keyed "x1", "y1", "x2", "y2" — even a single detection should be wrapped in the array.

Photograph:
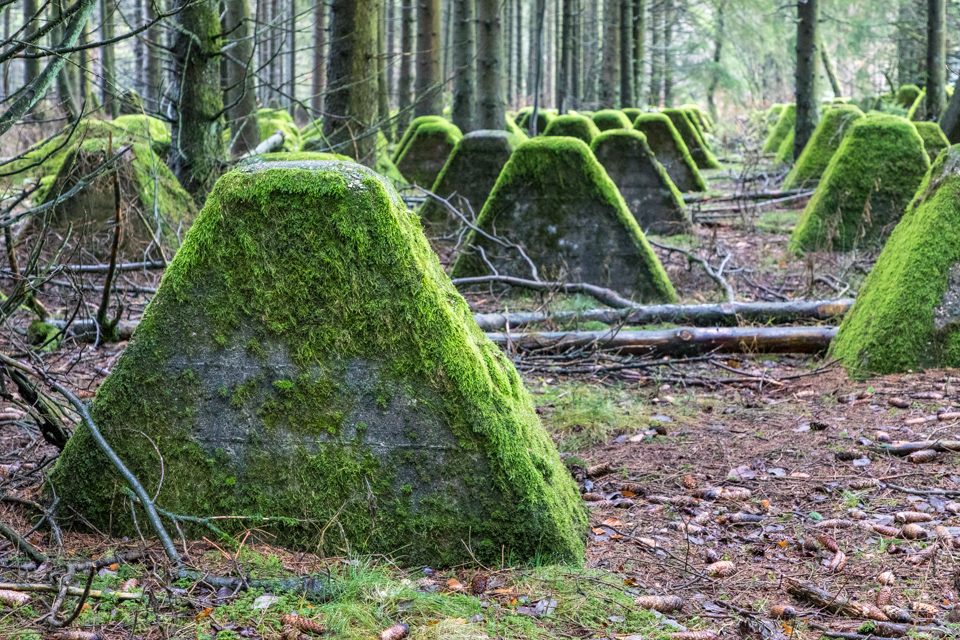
[
  {"x1": 632, "y1": 114, "x2": 707, "y2": 192},
  {"x1": 591, "y1": 130, "x2": 692, "y2": 236},
  {"x1": 831, "y1": 146, "x2": 960, "y2": 375},
  {"x1": 789, "y1": 115, "x2": 929, "y2": 253},
  {"x1": 450, "y1": 137, "x2": 678, "y2": 302},
  {"x1": 544, "y1": 114, "x2": 601, "y2": 144},
  {"x1": 592, "y1": 110, "x2": 633, "y2": 131},
  {"x1": 51, "y1": 160, "x2": 587, "y2": 566},
  {"x1": 662, "y1": 108, "x2": 721, "y2": 169},
  {"x1": 782, "y1": 105, "x2": 864, "y2": 189},
  {"x1": 763, "y1": 104, "x2": 795, "y2": 153},
  {"x1": 396, "y1": 121, "x2": 462, "y2": 186}
]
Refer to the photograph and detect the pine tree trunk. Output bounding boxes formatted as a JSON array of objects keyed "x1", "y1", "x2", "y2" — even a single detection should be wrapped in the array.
[
  {"x1": 442, "y1": 0, "x2": 452, "y2": 82},
  {"x1": 558, "y1": 0, "x2": 573, "y2": 112},
  {"x1": 939, "y1": 73, "x2": 960, "y2": 142},
  {"x1": 133, "y1": 0, "x2": 143, "y2": 95},
  {"x1": 145, "y1": 0, "x2": 162, "y2": 112},
  {"x1": 169, "y1": 0, "x2": 226, "y2": 198},
  {"x1": 896, "y1": 0, "x2": 926, "y2": 87},
  {"x1": 648, "y1": 0, "x2": 662, "y2": 105},
  {"x1": 632, "y1": 0, "x2": 644, "y2": 104},
  {"x1": 819, "y1": 36, "x2": 842, "y2": 98},
  {"x1": 224, "y1": 0, "x2": 259, "y2": 157},
  {"x1": 23, "y1": 0, "x2": 40, "y2": 88},
  {"x1": 451, "y1": 0, "x2": 474, "y2": 131},
  {"x1": 78, "y1": 23, "x2": 91, "y2": 105},
  {"x1": 3, "y1": 8, "x2": 10, "y2": 100},
  {"x1": 504, "y1": 0, "x2": 512, "y2": 108},
  {"x1": 311, "y1": 0, "x2": 326, "y2": 116},
  {"x1": 387, "y1": 0, "x2": 396, "y2": 102},
  {"x1": 571, "y1": 0, "x2": 580, "y2": 102},
  {"x1": 794, "y1": 0, "x2": 819, "y2": 160},
  {"x1": 619, "y1": 0, "x2": 633, "y2": 107},
  {"x1": 515, "y1": 0, "x2": 523, "y2": 103},
  {"x1": 527, "y1": 0, "x2": 538, "y2": 102},
  {"x1": 476, "y1": 0, "x2": 504, "y2": 130},
  {"x1": 398, "y1": 0, "x2": 414, "y2": 131},
  {"x1": 270, "y1": 0, "x2": 281, "y2": 106},
  {"x1": 598, "y1": 0, "x2": 619, "y2": 108},
  {"x1": 925, "y1": 0, "x2": 945, "y2": 121},
  {"x1": 662, "y1": 0, "x2": 672, "y2": 105},
  {"x1": 706, "y1": 0, "x2": 725, "y2": 124},
  {"x1": 322, "y1": 0, "x2": 378, "y2": 162},
  {"x1": 288, "y1": 0, "x2": 297, "y2": 111},
  {"x1": 415, "y1": 0, "x2": 441, "y2": 116},
  {"x1": 100, "y1": 0, "x2": 117, "y2": 117},
  {"x1": 50, "y1": 3, "x2": 80, "y2": 120},
  {"x1": 377, "y1": 0, "x2": 391, "y2": 138}
]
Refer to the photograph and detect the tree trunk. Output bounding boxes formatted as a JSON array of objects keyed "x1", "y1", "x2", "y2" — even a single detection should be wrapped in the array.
[
  {"x1": 794, "y1": 0, "x2": 819, "y2": 160},
  {"x1": 288, "y1": 0, "x2": 297, "y2": 111},
  {"x1": 527, "y1": 0, "x2": 538, "y2": 102},
  {"x1": 269, "y1": 0, "x2": 281, "y2": 106},
  {"x1": 648, "y1": 0, "x2": 662, "y2": 105},
  {"x1": 619, "y1": 0, "x2": 633, "y2": 107},
  {"x1": 51, "y1": 3, "x2": 80, "y2": 121},
  {"x1": 504, "y1": 0, "x2": 512, "y2": 108},
  {"x1": 529, "y1": 0, "x2": 546, "y2": 128},
  {"x1": 224, "y1": 0, "x2": 259, "y2": 157},
  {"x1": 145, "y1": 0, "x2": 162, "y2": 112},
  {"x1": 3, "y1": 8, "x2": 10, "y2": 100},
  {"x1": 706, "y1": 0, "x2": 725, "y2": 124},
  {"x1": 322, "y1": 0, "x2": 378, "y2": 162},
  {"x1": 515, "y1": 0, "x2": 523, "y2": 103},
  {"x1": 100, "y1": 0, "x2": 117, "y2": 117},
  {"x1": 819, "y1": 36, "x2": 842, "y2": 98},
  {"x1": 451, "y1": 0, "x2": 474, "y2": 131},
  {"x1": 896, "y1": 0, "x2": 926, "y2": 87},
  {"x1": 78, "y1": 23, "x2": 91, "y2": 106},
  {"x1": 558, "y1": 0, "x2": 573, "y2": 112},
  {"x1": 571, "y1": 0, "x2": 580, "y2": 102},
  {"x1": 414, "y1": 0, "x2": 441, "y2": 116},
  {"x1": 169, "y1": 0, "x2": 226, "y2": 199},
  {"x1": 662, "y1": 0, "x2": 672, "y2": 105},
  {"x1": 598, "y1": 0, "x2": 619, "y2": 108},
  {"x1": 311, "y1": 0, "x2": 326, "y2": 116},
  {"x1": 939, "y1": 73, "x2": 960, "y2": 143},
  {"x1": 397, "y1": 0, "x2": 414, "y2": 132},
  {"x1": 925, "y1": 0, "x2": 945, "y2": 121},
  {"x1": 476, "y1": 0, "x2": 504, "y2": 130},
  {"x1": 387, "y1": 0, "x2": 395, "y2": 102},
  {"x1": 632, "y1": 0, "x2": 644, "y2": 105},
  {"x1": 23, "y1": 0, "x2": 40, "y2": 89},
  {"x1": 377, "y1": 0, "x2": 391, "y2": 139}
]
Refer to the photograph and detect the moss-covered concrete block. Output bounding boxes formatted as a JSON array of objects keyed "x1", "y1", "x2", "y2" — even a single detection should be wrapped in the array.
[
  {"x1": 518, "y1": 109, "x2": 556, "y2": 135},
  {"x1": 783, "y1": 105, "x2": 864, "y2": 189},
  {"x1": 505, "y1": 115, "x2": 529, "y2": 142},
  {"x1": 236, "y1": 151, "x2": 352, "y2": 168},
  {"x1": 914, "y1": 122, "x2": 949, "y2": 161},
  {"x1": 682, "y1": 104, "x2": 712, "y2": 134},
  {"x1": 774, "y1": 128, "x2": 795, "y2": 165},
  {"x1": 395, "y1": 122, "x2": 462, "y2": 186},
  {"x1": 420, "y1": 130, "x2": 518, "y2": 239},
  {"x1": 592, "y1": 110, "x2": 633, "y2": 131},
  {"x1": 49, "y1": 160, "x2": 587, "y2": 567},
  {"x1": 896, "y1": 84, "x2": 922, "y2": 109},
  {"x1": 762, "y1": 104, "x2": 795, "y2": 153},
  {"x1": 392, "y1": 116, "x2": 446, "y2": 163},
  {"x1": 543, "y1": 115, "x2": 601, "y2": 144},
  {"x1": 257, "y1": 108, "x2": 301, "y2": 151},
  {"x1": 661, "y1": 108, "x2": 721, "y2": 169},
  {"x1": 831, "y1": 145, "x2": 960, "y2": 375},
  {"x1": 621, "y1": 108, "x2": 644, "y2": 123},
  {"x1": 450, "y1": 137, "x2": 678, "y2": 302},
  {"x1": 789, "y1": 115, "x2": 929, "y2": 253},
  {"x1": 591, "y1": 130, "x2": 691, "y2": 236},
  {"x1": 632, "y1": 114, "x2": 707, "y2": 192}
]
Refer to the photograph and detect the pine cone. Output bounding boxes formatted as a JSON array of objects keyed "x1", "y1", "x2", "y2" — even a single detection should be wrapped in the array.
[{"x1": 470, "y1": 573, "x2": 488, "y2": 595}]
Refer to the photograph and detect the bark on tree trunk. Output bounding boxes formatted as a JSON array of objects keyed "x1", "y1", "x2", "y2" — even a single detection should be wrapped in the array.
[
  {"x1": 648, "y1": 0, "x2": 662, "y2": 105},
  {"x1": 398, "y1": 0, "x2": 414, "y2": 132},
  {"x1": 414, "y1": 0, "x2": 441, "y2": 116},
  {"x1": 51, "y1": 3, "x2": 80, "y2": 121},
  {"x1": 662, "y1": 0, "x2": 672, "y2": 105},
  {"x1": 288, "y1": 0, "x2": 297, "y2": 112},
  {"x1": 619, "y1": 0, "x2": 633, "y2": 107},
  {"x1": 269, "y1": 0, "x2": 281, "y2": 106},
  {"x1": 451, "y1": 0, "x2": 474, "y2": 131},
  {"x1": 794, "y1": 0, "x2": 819, "y2": 160},
  {"x1": 706, "y1": 0, "x2": 725, "y2": 124},
  {"x1": 23, "y1": 0, "x2": 40, "y2": 88},
  {"x1": 145, "y1": 0, "x2": 162, "y2": 112},
  {"x1": 3, "y1": 8, "x2": 10, "y2": 100},
  {"x1": 169, "y1": 0, "x2": 226, "y2": 199},
  {"x1": 598, "y1": 0, "x2": 619, "y2": 108},
  {"x1": 925, "y1": 0, "x2": 945, "y2": 121},
  {"x1": 504, "y1": 0, "x2": 512, "y2": 108},
  {"x1": 311, "y1": 0, "x2": 326, "y2": 116},
  {"x1": 224, "y1": 0, "x2": 259, "y2": 157},
  {"x1": 515, "y1": 0, "x2": 523, "y2": 103},
  {"x1": 377, "y1": 0, "x2": 391, "y2": 139},
  {"x1": 322, "y1": 0, "x2": 378, "y2": 162},
  {"x1": 632, "y1": 0, "x2": 644, "y2": 105},
  {"x1": 78, "y1": 23, "x2": 91, "y2": 106},
  {"x1": 476, "y1": 0, "x2": 505, "y2": 130},
  {"x1": 896, "y1": 0, "x2": 926, "y2": 87},
  {"x1": 819, "y1": 37, "x2": 842, "y2": 98},
  {"x1": 387, "y1": 0, "x2": 395, "y2": 103},
  {"x1": 571, "y1": 0, "x2": 580, "y2": 102},
  {"x1": 100, "y1": 0, "x2": 117, "y2": 117},
  {"x1": 558, "y1": 0, "x2": 573, "y2": 112},
  {"x1": 939, "y1": 74, "x2": 960, "y2": 142}
]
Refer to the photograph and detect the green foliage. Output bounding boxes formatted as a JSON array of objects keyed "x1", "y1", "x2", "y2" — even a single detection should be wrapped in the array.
[
  {"x1": 914, "y1": 122, "x2": 949, "y2": 160},
  {"x1": 789, "y1": 115, "x2": 929, "y2": 253},
  {"x1": 783, "y1": 105, "x2": 865, "y2": 188},
  {"x1": 763, "y1": 104, "x2": 795, "y2": 153},
  {"x1": 257, "y1": 108, "x2": 301, "y2": 152},
  {"x1": 539, "y1": 383, "x2": 643, "y2": 451},
  {"x1": 591, "y1": 110, "x2": 633, "y2": 131},
  {"x1": 543, "y1": 115, "x2": 602, "y2": 144}
]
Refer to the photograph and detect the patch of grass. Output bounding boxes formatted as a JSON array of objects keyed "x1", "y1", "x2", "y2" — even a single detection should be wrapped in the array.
[
  {"x1": 755, "y1": 209, "x2": 801, "y2": 234},
  {"x1": 536, "y1": 382, "x2": 644, "y2": 451}
]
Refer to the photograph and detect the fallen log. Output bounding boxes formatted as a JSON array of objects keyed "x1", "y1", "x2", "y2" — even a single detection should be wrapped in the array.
[
  {"x1": 472, "y1": 298, "x2": 853, "y2": 331},
  {"x1": 682, "y1": 188, "x2": 811, "y2": 204},
  {"x1": 0, "y1": 582, "x2": 141, "y2": 601},
  {"x1": 46, "y1": 319, "x2": 138, "y2": 342},
  {"x1": 451, "y1": 275, "x2": 635, "y2": 309},
  {"x1": 238, "y1": 129, "x2": 285, "y2": 159},
  {"x1": 879, "y1": 441, "x2": 960, "y2": 456},
  {"x1": 486, "y1": 326, "x2": 837, "y2": 356},
  {"x1": 785, "y1": 579, "x2": 867, "y2": 617}
]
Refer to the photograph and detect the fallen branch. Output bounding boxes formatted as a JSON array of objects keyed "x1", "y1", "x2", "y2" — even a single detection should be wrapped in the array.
[
  {"x1": 647, "y1": 240, "x2": 736, "y2": 303},
  {"x1": 176, "y1": 570, "x2": 335, "y2": 601},
  {"x1": 238, "y1": 129, "x2": 285, "y2": 159},
  {"x1": 486, "y1": 326, "x2": 837, "y2": 356},
  {"x1": 879, "y1": 441, "x2": 960, "y2": 456},
  {"x1": 0, "y1": 518, "x2": 47, "y2": 564},
  {"x1": 785, "y1": 578, "x2": 865, "y2": 617},
  {"x1": 451, "y1": 275, "x2": 635, "y2": 309},
  {"x1": 682, "y1": 188, "x2": 811, "y2": 204},
  {"x1": 0, "y1": 581, "x2": 141, "y2": 600},
  {"x1": 58, "y1": 261, "x2": 166, "y2": 274}
]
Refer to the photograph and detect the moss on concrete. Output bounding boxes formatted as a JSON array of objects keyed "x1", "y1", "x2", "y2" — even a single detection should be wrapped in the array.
[
  {"x1": 621, "y1": 108, "x2": 644, "y2": 123},
  {"x1": 632, "y1": 114, "x2": 706, "y2": 192},
  {"x1": 762, "y1": 104, "x2": 796, "y2": 153},
  {"x1": 896, "y1": 84, "x2": 922, "y2": 109},
  {"x1": 392, "y1": 116, "x2": 446, "y2": 163},
  {"x1": 789, "y1": 115, "x2": 929, "y2": 253},
  {"x1": 450, "y1": 137, "x2": 677, "y2": 302},
  {"x1": 783, "y1": 105, "x2": 864, "y2": 189},
  {"x1": 236, "y1": 151, "x2": 352, "y2": 168},
  {"x1": 543, "y1": 115, "x2": 602, "y2": 144},
  {"x1": 505, "y1": 115, "x2": 529, "y2": 142},
  {"x1": 257, "y1": 108, "x2": 301, "y2": 152},
  {"x1": 518, "y1": 110, "x2": 557, "y2": 135},
  {"x1": 591, "y1": 110, "x2": 633, "y2": 131},
  {"x1": 49, "y1": 160, "x2": 587, "y2": 567},
  {"x1": 682, "y1": 104, "x2": 712, "y2": 134},
  {"x1": 661, "y1": 108, "x2": 721, "y2": 169},
  {"x1": 590, "y1": 130, "x2": 691, "y2": 236},
  {"x1": 906, "y1": 89, "x2": 927, "y2": 121},
  {"x1": 395, "y1": 121, "x2": 462, "y2": 186},
  {"x1": 914, "y1": 121, "x2": 949, "y2": 161},
  {"x1": 774, "y1": 128, "x2": 795, "y2": 165},
  {"x1": 830, "y1": 145, "x2": 960, "y2": 375}
]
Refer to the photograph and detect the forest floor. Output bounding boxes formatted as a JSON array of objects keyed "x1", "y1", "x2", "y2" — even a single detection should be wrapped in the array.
[{"x1": 1, "y1": 159, "x2": 959, "y2": 640}]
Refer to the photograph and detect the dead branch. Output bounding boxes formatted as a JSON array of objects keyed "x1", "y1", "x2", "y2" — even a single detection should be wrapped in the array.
[
  {"x1": 647, "y1": 239, "x2": 736, "y2": 303},
  {"x1": 0, "y1": 518, "x2": 47, "y2": 564},
  {"x1": 785, "y1": 578, "x2": 865, "y2": 617},
  {"x1": 0, "y1": 582, "x2": 141, "y2": 600},
  {"x1": 238, "y1": 129, "x2": 286, "y2": 159},
  {"x1": 452, "y1": 275, "x2": 636, "y2": 309},
  {"x1": 880, "y1": 441, "x2": 960, "y2": 456}
]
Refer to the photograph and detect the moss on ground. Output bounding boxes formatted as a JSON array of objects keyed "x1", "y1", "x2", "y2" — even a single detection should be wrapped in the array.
[
  {"x1": 591, "y1": 110, "x2": 633, "y2": 131},
  {"x1": 632, "y1": 114, "x2": 707, "y2": 192},
  {"x1": 762, "y1": 104, "x2": 795, "y2": 153},
  {"x1": 543, "y1": 114, "x2": 601, "y2": 144},
  {"x1": 831, "y1": 145, "x2": 960, "y2": 375},
  {"x1": 661, "y1": 108, "x2": 721, "y2": 169},
  {"x1": 774, "y1": 128, "x2": 795, "y2": 165},
  {"x1": 914, "y1": 121, "x2": 949, "y2": 160},
  {"x1": 392, "y1": 115, "x2": 446, "y2": 163},
  {"x1": 450, "y1": 137, "x2": 678, "y2": 302},
  {"x1": 783, "y1": 105, "x2": 864, "y2": 189},
  {"x1": 395, "y1": 121, "x2": 462, "y2": 186},
  {"x1": 49, "y1": 160, "x2": 586, "y2": 567},
  {"x1": 789, "y1": 114, "x2": 929, "y2": 253}
]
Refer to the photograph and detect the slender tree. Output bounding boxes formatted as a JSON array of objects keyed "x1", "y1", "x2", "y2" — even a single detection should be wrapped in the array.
[
  {"x1": 387, "y1": 0, "x2": 396, "y2": 101},
  {"x1": 515, "y1": 0, "x2": 523, "y2": 103},
  {"x1": 451, "y1": 0, "x2": 473, "y2": 131},
  {"x1": 145, "y1": 0, "x2": 163, "y2": 112},
  {"x1": 820, "y1": 37, "x2": 842, "y2": 98},
  {"x1": 133, "y1": 0, "x2": 144, "y2": 95},
  {"x1": 224, "y1": 0, "x2": 259, "y2": 157},
  {"x1": 377, "y1": 0, "x2": 391, "y2": 138},
  {"x1": 169, "y1": 0, "x2": 226, "y2": 198},
  {"x1": 23, "y1": 0, "x2": 40, "y2": 89},
  {"x1": 476, "y1": 0, "x2": 504, "y2": 129},
  {"x1": 632, "y1": 0, "x2": 644, "y2": 105},
  {"x1": 288, "y1": 0, "x2": 297, "y2": 110},
  {"x1": 51, "y1": 3, "x2": 80, "y2": 121},
  {"x1": 270, "y1": 0, "x2": 281, "y2": 105},
  {"x1": 571, "y1": 0, "x2": 580, "y2": 101},
  {"x1": 78, "y1": 22, "x2": 91, "y2": 105},
  {"x1": 648, "y1": 0, "x2": 662, "y2": 105},
  {"x1": 598, "y1": 0, "x2": 620, "y2": 108},
  {"x1": 398, "y1": 0, "x2": 414, "y2": 131},
  {"x1": 322, "y1": 0, "x2": 379, "y2": 161},
  {"x1": 558, "y1": 0, "x2": 574, "y2": 112},
  {"x1": 504, "y1": 0, "x2": 512, "y2": 106},
  {"x1": 896, "y1": 0, "x2": 926, "y2": 87},
  {"x1": 619, "y1": 0, "x2": 633, "y2": 107},
  {"x1": 415, "y1": 0, "x2": 442, "y2": 116},
  {"x1": 312, "y1": 0, "x2": 326, "y2": 116},
  {"x1": 794, "y1": 0, "x2": 820, "y2": 160},
  {"x1": 100, "y1": 0, "x2": 117, "y2": 116},
  {"x1": 925, "y1": 0, "x2": 945, "y2": 120},
  {"x1": 706, "y1": 0, "x2": 725, "y2": 123},
  {"x1": 2, "y1": 8, "x2": 10, "y2": 100},
  {"x1": 662, "y1": 0, "x2": 672, "y2": 105},
  {"x1": 939, "y1": 73, "x2": 960, "y2": 142}
]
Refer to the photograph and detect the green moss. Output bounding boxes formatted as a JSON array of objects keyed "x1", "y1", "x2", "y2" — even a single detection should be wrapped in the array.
[
  {"x1": 257, "y1": 108, "x2": 301, "y2": 152},
  {"x1": 543, "y1": 115, "x2": 601, "y2": 144},
  {"x1": 896, "y1": 84, "x2": 922, "y2": 109},
  {"x1": 906, "y1": 89, "x2": 927, "y2": 121},
  {"x1": 392, "y1": 115, "x2": 446, "y2": 163},
  {"x1": 632, "y1": 113, "x2": 707, "y2": 192},
  {"x1": 237, "y1": 151, "x2": 352, "y2": 167},
  {"x1": 763, "y1": 104, "x2": 796, "y2": 153},
  {"x1": 591, "y1": 110, "x2": 633, "y2": 131},
  {"x1": 300, "y1": 118, "x2": 324, "y2": 140},
  {"x1": 450, "y1": 136, "x2": 678, "y2": 302},
  {"x1": 395, "y1": 122, "x2": 462, "y2": 186},
  {"x1": 49, "y1": 160, "x2": 587, "y2": 567},
  {"x1": 914, "y1": 122, "x2": 949, "y2": 160},
  {"x1": 682, "y1": 104, "x2": 712, "y2": 133},
  {"x1": 661, "y1": 108, "x2": 721, "y2": 169},
  {"x1": 783, "y1": 105, "x2": 864, "y2": 189},
  {"x1": 621, "y1": 108, "x2": 644, "y2": 123},
  {"x1": 830, "y1": 145, "x2": 960, "y2": 375},
  {"x1": 789, "y1": 115, "x2": 929, "y2": 253},
  {"x1": 774, "y1": 128, "x2": 795, "y2": 165},
  {"x1": 505, "y1": 115, "x2": 529, "y2": 143},
  {"x1": 518, "y1": 109, "x2": 557, "y2": 135}
]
